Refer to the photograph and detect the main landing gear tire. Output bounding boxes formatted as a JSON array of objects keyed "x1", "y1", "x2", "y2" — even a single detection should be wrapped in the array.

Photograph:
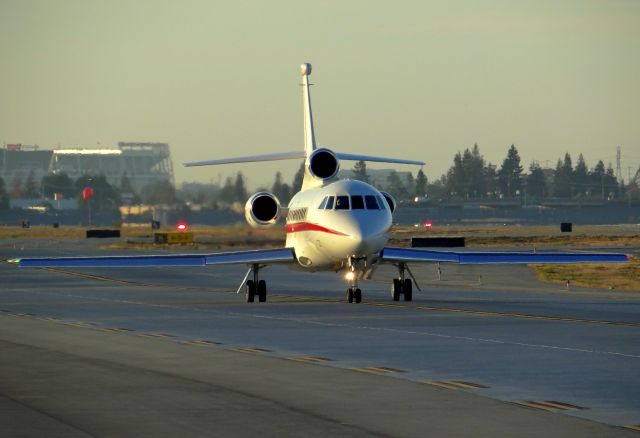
[
  {"x1": 391, "y1": 279, "x2": 402, "y2": 301},
  {"x1": 246, "y1": 280, "x2": 256, "y2": 303},
  {"x1": 347, "y1": 288, "x2": 354, "y2": 303},
  {"x1": 391, "y1": 278, "x2": 413, "y2": 302},
  {"x1": 258, "y1": 280, "x2": 267, "y2": 302},
  {"x1": 403, "y1": 279, "x2": 413, "y2": 302}
]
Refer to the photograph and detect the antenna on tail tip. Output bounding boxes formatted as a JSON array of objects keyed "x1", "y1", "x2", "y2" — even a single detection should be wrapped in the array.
[{"x1": 300, "y1": 63, "x2": 312, "y2": 76}]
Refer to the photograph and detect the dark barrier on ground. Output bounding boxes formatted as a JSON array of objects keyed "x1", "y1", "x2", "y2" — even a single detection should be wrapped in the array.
[
  {"x1": 86, "y1": 229, "x2": 121, "y2": 238},
  {"x1": 411, "y1": 237, "x2": 465, "y2": 248},
  {"x1": 560, "y1": 222, "x2": 573, "y2": 232}
]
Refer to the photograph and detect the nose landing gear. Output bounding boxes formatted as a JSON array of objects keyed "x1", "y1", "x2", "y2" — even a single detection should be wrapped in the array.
[{"x1": 345, "y1": 256, "x2": 364, "y2": 304}]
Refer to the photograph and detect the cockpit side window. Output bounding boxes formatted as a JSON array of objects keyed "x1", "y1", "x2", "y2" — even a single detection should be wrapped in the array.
[
  {"x1": 376, "y1": 195, "x2": 386, "y2": 210},
  {"x1": 325, "y1": 196, "x2": 335, "y2": 210},
  {"x1": 335, "y1": 195, "x2": 350, "y2": 210},
  {"x1": 351, "y1": 195, "x2": 364, "y2": 209},
  {"x1": 365, "y1": 195, "x2": 379, "y2": 210},
  {"x1": 318, "y1": 196, "x2": 328, "y2": 209}
]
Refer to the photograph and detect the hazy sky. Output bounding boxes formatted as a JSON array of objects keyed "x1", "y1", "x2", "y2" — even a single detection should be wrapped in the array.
[{"x1": 1, "y1": 0, "x2": 639, "y2": 188}]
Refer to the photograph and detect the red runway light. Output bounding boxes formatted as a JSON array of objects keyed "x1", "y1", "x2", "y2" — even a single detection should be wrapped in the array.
[{"x1": 176, "y1": 222, "x2": 188, "y2": 232}]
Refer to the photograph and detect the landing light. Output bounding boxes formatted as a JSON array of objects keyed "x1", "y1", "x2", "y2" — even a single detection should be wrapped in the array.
[
  {"x1": 345, "y1": 271, "x2": 355, "y2": 281},
  {"x1": 176, "y1": 222, "x2": 189, "y2": 232}
]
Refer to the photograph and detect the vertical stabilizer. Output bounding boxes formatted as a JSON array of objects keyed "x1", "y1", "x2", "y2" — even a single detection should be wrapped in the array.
[{"x1": 301, "y1": 63, "x2": 317, "y2": 156}]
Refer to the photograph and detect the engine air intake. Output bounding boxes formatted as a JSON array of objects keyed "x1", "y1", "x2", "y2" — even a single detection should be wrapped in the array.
[{"x1": 308, "y1": 148, "x2": 339, "y2": 180}]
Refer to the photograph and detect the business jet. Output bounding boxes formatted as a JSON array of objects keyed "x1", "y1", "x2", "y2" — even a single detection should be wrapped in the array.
[{"x1": 13, "y1": 63, "x2": 630, "y2": 304}]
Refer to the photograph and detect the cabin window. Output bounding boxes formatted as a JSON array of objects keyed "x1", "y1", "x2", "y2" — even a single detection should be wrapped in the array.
[
  {"x1": 335, "y1": 196, "x2": 350, "y2": 210},
  {"x1": 376, "y1": 195, "x2": 386, "y2": 210},
  {"x1": 365, "y1": 195, "x2": 379, "y2": 210},
  {"x1": 325, "y1": 196, "x2": 335, "y2": 209},
  {"x1": 351, "y1": 195, "x2": 364, "y2": 209},
  {"x1": 318, "y1": 196, "x2": 328, "y2": 209}
]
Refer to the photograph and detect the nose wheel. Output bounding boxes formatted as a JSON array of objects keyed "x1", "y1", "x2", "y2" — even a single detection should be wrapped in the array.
[
  {"x1": 347, "y1": 287, "x2": 362, "y2": 304},
  {"x1": 345, "y1": 257, "x2": 364, "y2": 304}
]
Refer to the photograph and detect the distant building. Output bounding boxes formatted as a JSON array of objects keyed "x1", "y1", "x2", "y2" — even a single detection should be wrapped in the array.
[{"x1": 1, "y1": 142, "x2": 174, "y2": 194}]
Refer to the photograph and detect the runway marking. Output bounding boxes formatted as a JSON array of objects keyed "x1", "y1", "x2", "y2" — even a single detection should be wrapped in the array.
[
  {"x1": 40, "y1": 267, "x2": 223, "y2": 293},
  {"x1": 63, "y1": 321, "x2": 94, "y2": 328},
  {"x1": 287, "y1": 355, "x2": 332, "y2": 364},
  {"x1": 38, "y1": 267, "x2": 640, "y2": 328},
  {"x1": 512, "y1": 400, "x2": 587, "y2": 412},
  {"x1": 180, "y1": 339, "x2": 221, "y2": 346},
  {"x1": 624, "y1": 425, "x2": 640, "y2": 432},
  {"x1": 138, "y1": 332, "x2": 173, "y2": 339},
  {"x1": 232, "y1": 347, "x2": 271, "y2": 354},
  {"x1": 351, "y1": 366, "x2": 404, "y2": 375},
  {"x1": 100, "y1": 327, "x2": 134, "y2": 333},
  {"x1": 423, "y1": 380, "x2": 487, "y2": 390}
]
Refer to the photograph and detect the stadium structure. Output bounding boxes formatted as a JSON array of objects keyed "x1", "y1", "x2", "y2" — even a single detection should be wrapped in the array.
[{"x1": 0, "y1": 142, "x2": 174, "y2": 193}]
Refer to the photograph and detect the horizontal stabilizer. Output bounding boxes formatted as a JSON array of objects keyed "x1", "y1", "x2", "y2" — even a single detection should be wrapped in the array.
[
  {"x1": 380, "y1": 247, "x2": 630, "y2": 265},
  {"x1": 183, "y1": 151, "x2": 305, "y2": 167},
  {"x1": 16, "y1": 248, "x2": 296, "y2": 268},
  {"x1": 335, "y1": 153, "x2": 424, "y2": 166}
]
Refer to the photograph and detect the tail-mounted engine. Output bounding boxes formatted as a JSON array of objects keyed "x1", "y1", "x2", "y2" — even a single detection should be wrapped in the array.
[
  {"x1": 244, "y1": 192, "x2": 281, "y2": 228},
  {"x1": 380, "y1": 191, "x2": 396, "y2": 213},
  {"x1": 307, "y1": 148, "x2": 340, "y2": 180}
]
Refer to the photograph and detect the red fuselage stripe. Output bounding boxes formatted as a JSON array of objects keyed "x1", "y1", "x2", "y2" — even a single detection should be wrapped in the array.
[{"x1": 285, "y1": 222, "x2": 348, "y2": 236}]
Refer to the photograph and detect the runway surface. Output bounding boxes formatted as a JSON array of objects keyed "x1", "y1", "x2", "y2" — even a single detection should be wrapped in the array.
[{"x1": 1, "y1": 238, "x2": 639, "y2": 437}]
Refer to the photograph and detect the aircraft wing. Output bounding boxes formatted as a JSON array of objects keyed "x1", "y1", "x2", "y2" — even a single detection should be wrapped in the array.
[
  {"x1": 183, "y1": 151, "x2": 305, "y2": 167},
  {"x1": 13, "y1": 248, "x2": 296, "y2": 268},
  {"x1": 380, "y1": 247, "x2": 631, "y2": 264},
  {"x1": 335, "y1": 153, "x2": 425, "y2": 166}
]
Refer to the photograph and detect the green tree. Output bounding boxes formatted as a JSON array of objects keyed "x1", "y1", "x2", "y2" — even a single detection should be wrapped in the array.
[
  {"x1": 352, "y1": 160, "x2": 369, "y2": 183},
  {"x1": 573, "y1": 154, "x2": 589, "y2": 197},
  {"x1": 386, "y1": 170, "x2": 409, "y2": 200},
  {"x1": 415, "y1": 169, "x2": 427, "y2": 197},
  {"x1": 553, "y1": 153, "x2": 573, "y2": 198},
  {"x1": 291, "y1": 163, "x2": 305, "y2": 193},
  {"x1": 271, "y1": 171, "x2": 291, "y2": 203},
  {"x1": 442, "y1": 144, "x2": 487, "y2": 200},
  {"x1": 42, "y1": 173, "x2": 76, "y2": 198},
  {"x1": 497, "y1": 144, "x2": 523, "y2": 198},
  {"x1": 405, "y1": 172, "x2": 415, "y2": 198},
  {"x1": 525, "y1": 161, "x2": 546, "y2": 199},
  {"x1": 234, "y1": 172, "x2": 248, "y2": 201},
  {"x1": 219, "y1": 176, "x2": 236, "y2": 204},
  {"x1": 0, "y1": 177, "x2": 9, "y2": 209},
  {"x1": 484, "y1": 163, "x2": 498, "y2": 198}
]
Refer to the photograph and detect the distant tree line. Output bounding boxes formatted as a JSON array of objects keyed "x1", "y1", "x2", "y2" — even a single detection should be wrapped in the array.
[
  {"x1": 1, "y1": 145, "x2": 638, "y2": 213},
  {"x1": 424, "y1": 144, "x2": 632, "y2": 203}
]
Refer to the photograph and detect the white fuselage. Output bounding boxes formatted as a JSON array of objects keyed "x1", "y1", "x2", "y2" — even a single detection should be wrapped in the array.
[{"x1": 284, "y1": 179, "x2": 392, "y2": 274}]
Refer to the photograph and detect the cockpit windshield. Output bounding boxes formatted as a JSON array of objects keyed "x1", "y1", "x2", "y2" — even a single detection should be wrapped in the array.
[
  {"x1": 318, "y1": 194, "x2": 382, "y2": 211},
  {"x1": 335, "y1": 196, "x2": 350, "y2": 210}
]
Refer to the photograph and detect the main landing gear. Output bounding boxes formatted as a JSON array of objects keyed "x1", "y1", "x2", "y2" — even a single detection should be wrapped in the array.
[
  {"x1": 391, "y1": 262, "x2": 420, "y2": 302},
  {"x1": 241, "y1": 264, "x2": 267, "y2": 303}
]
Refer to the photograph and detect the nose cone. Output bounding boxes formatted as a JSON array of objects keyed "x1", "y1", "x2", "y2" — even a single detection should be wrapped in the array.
[{"x1": 341, "y1": 215, "x2": 389, "y2": 256}]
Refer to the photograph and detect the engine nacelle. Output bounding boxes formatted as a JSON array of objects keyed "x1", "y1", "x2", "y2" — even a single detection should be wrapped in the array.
[
  {"x1": 307, "y1": 148, "x2": 340, "y2": 180},
  {"x1": 244, "y1": 192, "x2": 281, "y2": 228},
  {"x1": 380, "y1": 191, "x2": 396, "y2": 213}
]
